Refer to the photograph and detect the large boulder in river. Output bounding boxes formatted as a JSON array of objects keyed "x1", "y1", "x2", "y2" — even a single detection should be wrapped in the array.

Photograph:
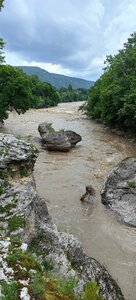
[
  {"x1": 44, "y1": 132, "x2": 71, "y2": 151},
  {"x1": 38, "y1": 122, "x2": 82, "y2": 151},
  {"x1": 38, "y1": 122, "x2": 54, "y2": 142},
  {"x1": 101, "y1": 157, "x2": 136, "y2": 227},
  {"x1": 65, "y1": 130, "x2": 82, "y2": 147}
]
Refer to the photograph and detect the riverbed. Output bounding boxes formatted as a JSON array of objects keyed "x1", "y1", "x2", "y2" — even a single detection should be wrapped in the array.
[{"x1": 1, "y1": 102, "x2": 136, "y2": 300}]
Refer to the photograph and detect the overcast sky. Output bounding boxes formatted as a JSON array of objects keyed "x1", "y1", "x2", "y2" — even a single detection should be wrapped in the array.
[{"x1": 0, "y1": 0, "x2": 136, "y2": 81}]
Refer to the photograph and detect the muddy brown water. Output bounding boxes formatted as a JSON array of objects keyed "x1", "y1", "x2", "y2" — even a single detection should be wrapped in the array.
[{"x1": 1, "y1": 102, "x2": 136, "y2": 300}]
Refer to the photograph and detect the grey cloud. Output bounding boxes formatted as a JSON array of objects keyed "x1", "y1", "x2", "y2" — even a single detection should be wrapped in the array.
[{"x1": 0, "y1": 0, "x2": 136, "y2": 80}]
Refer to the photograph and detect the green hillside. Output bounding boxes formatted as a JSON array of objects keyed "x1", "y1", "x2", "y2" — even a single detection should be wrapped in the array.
[{"x1": 18, "y1": 66, "x2": 94, "y2": 89}]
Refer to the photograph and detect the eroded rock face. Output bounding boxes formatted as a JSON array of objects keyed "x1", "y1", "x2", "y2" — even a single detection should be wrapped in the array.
[
  {"x1": 0, "y1": 133, "x2": 38, "y2": 170},
  {"x1": 38, "y1": 122, "x2": 82, "y2": 151},
  {"x1": 101, "y1": 157, "x2": 136, "y2": 227},
  {"x1": 0, "y1": 134, "x2": 124, "y2": 300},
  {"x1": 26, "y1": 198, "x2": 124, "y2": 299}
]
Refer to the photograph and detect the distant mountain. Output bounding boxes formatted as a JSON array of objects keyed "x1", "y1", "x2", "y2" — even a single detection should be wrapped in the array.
[{"x1": 18, "y1": 66, "x2": 94, "y2": 89}]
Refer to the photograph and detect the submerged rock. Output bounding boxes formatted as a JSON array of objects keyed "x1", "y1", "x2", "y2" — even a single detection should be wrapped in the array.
[
  {"x1": 0, "y1": 134, "x2": 124, "y2": 300},
  {"x1": 101, "y1": 157, "x2": 136, "y2": 227},
  {"x1": 80, "y1": 185, "x2": 95, "y2": 203},
  {"x1": 38, "y1": 122, "x2": 82, "y2": 151}
]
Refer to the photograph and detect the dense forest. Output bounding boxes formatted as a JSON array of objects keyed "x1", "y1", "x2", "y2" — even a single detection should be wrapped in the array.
[
  {"x1": 0, "y1": 50, "x2": 88, "y2": 123},
  {"x1": 0, "y1": 62, "x2": 88, "y2": 123},
  {"x1": 0, "y1": 64, "x2": 61, "y2": 123},
  {"x1": 84, "y1": 32, "x2": 136, "y2": 134}
]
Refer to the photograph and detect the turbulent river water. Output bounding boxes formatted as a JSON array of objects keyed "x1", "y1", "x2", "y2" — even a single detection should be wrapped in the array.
[{"x1": 1, "y1": 102, "x2": 136, "y2": 300}]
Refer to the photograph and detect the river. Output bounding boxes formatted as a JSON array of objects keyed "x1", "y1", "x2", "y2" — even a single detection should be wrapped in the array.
[{"x1": 1, "y1": 102, "x2": 136, "y2": 300}]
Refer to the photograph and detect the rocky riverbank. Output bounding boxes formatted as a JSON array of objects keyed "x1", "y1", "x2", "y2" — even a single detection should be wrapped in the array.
[
  {"x1": 101, "y1": 157, "x2": 136, "y2": 227},
  {"x1": 0, "y1": 133, "x2": 124, "y2": 299}
]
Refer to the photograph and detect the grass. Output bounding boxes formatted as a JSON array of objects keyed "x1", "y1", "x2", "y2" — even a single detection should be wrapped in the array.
[
  {"x1": 8, "y1": 235, "x2": 22, "y2": 250},
  {"x1": 57, "y1": 278, "x2": 77, "y2": 295},
  {"x1": 0, "y1": 185, "x2": 4, "y2": 194},
  {"x1": 30, "y1": 144, "x2": 39, "y2": 157},
  {"x1": 29, "y1": 272, "x2": 44, "y2": 298},
  {"x1": 19, "y1": 166, "x2": 28, "y2": 177},
  {"x1": 0, "y1": 203, "x2": 16, "y2": 214},
  {"x1": 7, "y1": 215, "x2": 26, "y2": 232},
  {"x1": 29, "y1": 271, "x2": 79, "y2": 300},
  {"x1": 42, "y1": 258, "x2": 54, "y2": 272},
  {"x1": 3, "y1": 234, "x2": 104, "y2": 300},
  {"x1": 128, "y1": 180, "x2": 136, "y2": 188},
  {"x1": 1, "y1": 281, "x2": 21, "y2": 300},
  {"x1": 0, "y1": 168, "x2": 10, "y2": 181},
  {"x1": 7, "y1": 248, "x2": 42, "y2": 272},
  {"x1": 82, "y1": 281, "x2": 104, "y2": 300},
  {"x1": 0, "y1": 170, "x2": 10, "y2": 192}
]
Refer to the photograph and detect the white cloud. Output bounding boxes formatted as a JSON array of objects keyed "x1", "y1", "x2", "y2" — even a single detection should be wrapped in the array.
[
  {"x1": 104, "y1": 0, "x2": 136, "y2": 54},
  {"x1": 91, "y1": 56, "x2": 106, "y2": 67},
  {"x1": 5, "y1": 51, "x2": 72, "y2": 76},
  {"x1": 27, "y1": 62, "x2": 72, "y2": 76}
]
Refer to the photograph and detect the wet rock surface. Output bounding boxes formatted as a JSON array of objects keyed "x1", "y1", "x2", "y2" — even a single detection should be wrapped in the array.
[
  {"x1": 0, "y1": 134, "x2": 124, "y2": 300},
  {"x1": 38, "y1": 122, "x2": 82, "y2": 151},
  {"x1": 101, "y1": 157, "x2": 136, "y2": 227},
  {"x1": 80, "y1": 185, "x2": 96, "y2": 203}
]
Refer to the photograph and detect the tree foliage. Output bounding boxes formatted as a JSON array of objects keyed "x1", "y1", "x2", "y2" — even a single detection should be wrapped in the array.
[
  {"x1": 30, "y1": 75, "x2": 59, "y2": 108},
  {"x1": 86, "y1": 32, "x2": 136, "y2": 133},
  {"x1": 0, "y1": 38, "x2": 5, "y2": 64},
  {"x1": 0, "y1": 66, "x2": 60, "y2": 123},
  {"x1": 0, "y1": 0, "x2": 4, "y2": 10},
  {"x1": 58, "y1": 85, "x2": 88, "y2": 102},
  {"x1": 0, "y1": 65, "x2": 34, "y2": 122}
]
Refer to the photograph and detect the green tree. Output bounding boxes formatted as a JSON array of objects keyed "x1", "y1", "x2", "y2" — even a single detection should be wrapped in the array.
[
  {"x1": 0, "y1": 65, "x2": 34, "y2": 122},
  {"x1": 0, "y1": 38, "x2": 5, "y2": 64},
  {"x1": 58, "y1": 86, "x2": 88, "y2": 103},
  {"x1": 30, "y1": 75, "x2": 59, "y2": 108},
  {"x1": 0, "y1": 0, "x2": 4, "y2": 10},
  {"x1": 68, "y1": 84, "x2": 73, "y2": 91},
  {"x1": 86, "y1": 32, "x2": 136, "y2": 133}
]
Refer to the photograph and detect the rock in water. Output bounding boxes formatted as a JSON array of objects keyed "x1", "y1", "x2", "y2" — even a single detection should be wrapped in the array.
[
  {"x1": 38, "y1": 122, "x2": 54, "y2": 142},
  {"x1": 101, "y1": 157, "x2": 136, "y2": 227},
  {"x1": 38, "y1": 122, "x2": 82, "y2": 151},
  {"x1": 65, "y1": 130, "x2": 82, "y2": 147},
  {"x1": 80, "y1": 185, "x2": 95, "y2": 203},
  {"x1": 44, "y1": 132, "x2": 71, "y2": 151}
]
